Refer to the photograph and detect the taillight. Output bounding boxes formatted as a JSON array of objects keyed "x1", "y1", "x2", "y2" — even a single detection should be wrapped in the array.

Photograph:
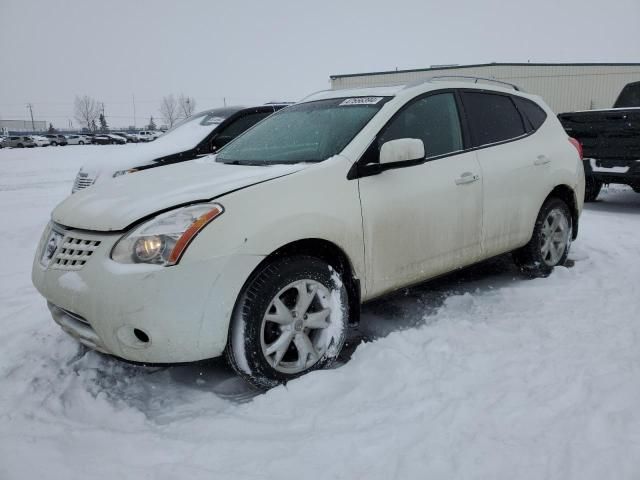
[{"x1": 568, "y1": 137, "x2": 583, "y2": 160}]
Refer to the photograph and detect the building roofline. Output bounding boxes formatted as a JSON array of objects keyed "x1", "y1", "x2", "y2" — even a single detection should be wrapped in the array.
[{"x1": 330, "y1": 62, "x2": 640, "y2": 80}]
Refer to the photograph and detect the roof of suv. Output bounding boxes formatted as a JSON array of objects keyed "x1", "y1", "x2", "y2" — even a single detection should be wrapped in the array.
[{"x1": 302, "y1": 79, "x2": 538, "y2": 104}]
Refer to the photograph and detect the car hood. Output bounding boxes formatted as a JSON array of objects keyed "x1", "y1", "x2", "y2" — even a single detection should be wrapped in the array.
[
  {"x1": 53, "y1": 159, "x2": 309, "y2": 231},
  {"x1": 79, "y1": 140, "x2": 202, "y2": 179}
]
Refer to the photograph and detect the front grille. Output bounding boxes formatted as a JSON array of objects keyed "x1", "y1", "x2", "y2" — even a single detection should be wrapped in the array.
[
  {"x1": 72, "y1": 173, "x2": 95, "y2": 192},
  {"x1": 52, "y1": 235, "x2": 101, "y2": 271}
]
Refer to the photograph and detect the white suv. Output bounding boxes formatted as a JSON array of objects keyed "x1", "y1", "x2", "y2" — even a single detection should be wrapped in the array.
[
  {"x1": 134, "y1": 130, "x2": 161, "y2": 142},
  {"x1": 32, "y1": 79, "x2": 584, "y2": 388}
]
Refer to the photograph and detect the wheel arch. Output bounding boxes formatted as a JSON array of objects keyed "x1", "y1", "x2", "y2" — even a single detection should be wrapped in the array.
[
  {"x1": 544, "y1": 184, "x2": 580, "y2": 240},
  {"x1": 244, "y1": 238, "x2": 361, "y2": 327}
]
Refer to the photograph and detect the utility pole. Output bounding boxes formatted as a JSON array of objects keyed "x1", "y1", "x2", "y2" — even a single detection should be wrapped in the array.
[
  {"x1": 132, "y1": 94, "x2": 137, "y2": 128},
  {"x1": 27, "y1": 103, "x2": 35, "y2": 131},
  {"x1": 223, "y1": 97, "x2": 226, "y2": 107}
]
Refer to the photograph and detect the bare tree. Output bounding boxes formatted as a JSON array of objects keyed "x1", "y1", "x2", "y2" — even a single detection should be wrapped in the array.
[
  {"x1": 177, "y1": 94, "x2": 196, "y2": 119},
  {"x1": 74, "y1": 95, "x2": 100, "y2": 131},
  {"x1": 160, "y1": 95, "x2": 179, "y2": 128}
]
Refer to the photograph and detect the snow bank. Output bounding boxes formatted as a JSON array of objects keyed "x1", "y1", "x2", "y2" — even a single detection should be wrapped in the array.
[{"x1": 1, "y1": 147, "x2": 640, "y2": 479}]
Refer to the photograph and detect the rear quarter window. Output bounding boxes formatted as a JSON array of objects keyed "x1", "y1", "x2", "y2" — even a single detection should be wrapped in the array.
[
  {"x1": 461, "y1": 92, "x2": 526, "y2": 147},
  {"x1": 513, "y1": 97, "x2": 547, "y2": 132}
]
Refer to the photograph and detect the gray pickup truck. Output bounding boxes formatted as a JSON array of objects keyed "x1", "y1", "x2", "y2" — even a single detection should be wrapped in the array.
[{"x1": 558, "y1": 81, "x2": 640, "y2": 201}]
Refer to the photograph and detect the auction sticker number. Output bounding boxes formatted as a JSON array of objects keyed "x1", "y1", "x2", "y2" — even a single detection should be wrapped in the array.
[{"x1": 339, "y1": 97, "x2": 383, "y2": 106}]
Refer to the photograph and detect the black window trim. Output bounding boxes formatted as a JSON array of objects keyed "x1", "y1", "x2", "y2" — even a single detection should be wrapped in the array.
[
  {"x1": 348, "y1": 88, "x2": 468, "y2": 179},
  {"x1": 348, "y1": 88, "x2": 547, "y2": 179}
]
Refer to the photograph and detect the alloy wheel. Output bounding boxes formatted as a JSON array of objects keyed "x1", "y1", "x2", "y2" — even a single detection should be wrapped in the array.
[
  {"x1": 260, "y1": 279, "x2": 336, "y2": 374},
  {"x1": 540, "y1": 208, "x2": 570, "y2": 266}
]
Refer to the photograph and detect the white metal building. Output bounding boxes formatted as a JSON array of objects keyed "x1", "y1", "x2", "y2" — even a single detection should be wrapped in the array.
[
  {"x1": 329, "y1": 63, "x2": 640, "y2": 113},
  {"x1": 0, "y1": 119, "x2": 48, "y2": 132}
]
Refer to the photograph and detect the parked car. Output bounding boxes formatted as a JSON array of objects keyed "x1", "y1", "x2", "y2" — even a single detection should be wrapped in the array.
[
  {"x1": 133, "y1": 130, "x2": 160, "y2": 142},
  {"x1": 112, "y1": 132, "x2": 138, "y2": 143},
  {"x1": 65, "y1": 134, "x2": 91, "y2": 145},
  {"x1": 32, "y1": 79, "x2": 584, "y2": 389},
  {"x1": 43, "y1": 134, "x2": 68, "y2": 146},
  {"x1": 0, "y1": 136, "x2": 6, "y2": 148},
  {"x1": 31, "y1": 135, "x2": 51, "y2": 147},
  {"x1": 71, "y1": 104, "x2": 287, "y2": 192},
  {"x1": 558, "y1": 81, "x2": 640, "y2": 201},
  {"x1": 91, "y1": 134, "x2": 127, "y2": 145},
  {"x1": 4, "y1": 136, "x2": 36, "y2": 148}
]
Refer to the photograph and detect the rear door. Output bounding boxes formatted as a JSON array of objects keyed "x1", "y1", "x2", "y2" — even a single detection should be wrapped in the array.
[
  {"x1": 358, "y1": 91, "x2": 483, "y2": 298},
  {"x1": 460, "y1": 91, "x2": 548, "y2": 256}
]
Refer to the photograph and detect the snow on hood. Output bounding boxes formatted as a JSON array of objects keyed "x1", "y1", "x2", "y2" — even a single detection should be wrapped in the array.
[
  {"x1": 81, "y1": 138, "x2": 206, "y2": 175},
  {"x1": 52, "y1": 159, "x2": 308, "y2": 231},
  {"x1": 78, "y1": 122, "x2": 224, "y2": 180}
]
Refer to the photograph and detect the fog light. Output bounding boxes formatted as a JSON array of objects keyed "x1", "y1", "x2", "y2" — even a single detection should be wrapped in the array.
[{"x1": 133, "y1": 328, "x2": 150, "y2": 343}]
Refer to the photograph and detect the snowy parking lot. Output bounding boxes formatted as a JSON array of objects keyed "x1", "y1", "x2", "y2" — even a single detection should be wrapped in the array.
[{"x1": 1, "y1": 145, "x2": 640, "y2": 479}]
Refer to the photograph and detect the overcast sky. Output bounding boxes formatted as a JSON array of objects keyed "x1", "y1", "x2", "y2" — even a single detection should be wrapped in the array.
[{"x1": 1, "y1": 0, "x2": 639, "y2": 129}]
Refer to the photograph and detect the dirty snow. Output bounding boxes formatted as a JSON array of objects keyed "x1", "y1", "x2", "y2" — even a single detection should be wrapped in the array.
[{"x1": 1, "y1": 146, "x2": 640, "y2": 479}]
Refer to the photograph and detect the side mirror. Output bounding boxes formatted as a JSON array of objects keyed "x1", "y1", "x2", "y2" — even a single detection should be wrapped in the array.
[{"x1": 379, "y1": 138, "x2": 425, "y2": 165}]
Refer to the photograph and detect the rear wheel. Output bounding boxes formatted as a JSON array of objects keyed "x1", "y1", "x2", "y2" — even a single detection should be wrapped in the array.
[
  {"x1": 226, "y1": 255, "x2": 349, "y2": 389},
  {"x1": 50, "y1": 141, "x2": 57, "y2": 146},
  {"x1": 584, "y1": 176, "x2": 602, "y2": 202},
  {"x1": 513, "y1": 197, "x2": 572, "y2": 277},
  {"x1": 79, "y1": 141, "x2": 84, "y2": 145},
  {"x1": 632, "y1": 186, "x2": 640, "y2": 194},
  {"x1": 17, "y1": 143, "x2": 24, "y2": 148}
]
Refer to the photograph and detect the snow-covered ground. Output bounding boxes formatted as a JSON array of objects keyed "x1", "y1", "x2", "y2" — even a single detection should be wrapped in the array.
[{"x1": 1, "y1": 146, "x2": 640, "y2": 479}]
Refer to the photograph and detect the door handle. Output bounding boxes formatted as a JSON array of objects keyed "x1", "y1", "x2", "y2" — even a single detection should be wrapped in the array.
[
  {"x1": 455, "y1": 172, "x2": 480, "y2": 185},
  {"x1": 534, "y1": 154, "x2": 551, "y2": 166}
]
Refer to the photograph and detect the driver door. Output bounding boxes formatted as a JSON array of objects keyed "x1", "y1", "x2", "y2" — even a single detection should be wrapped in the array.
[{"x1": 357, "y1": 92, "x2": 484, "y2": 298}]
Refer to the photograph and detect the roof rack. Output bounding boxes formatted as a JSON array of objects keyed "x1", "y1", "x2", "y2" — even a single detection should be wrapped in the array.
[{"x1": 428, "y1": 75, "x2": 522, "y2": 91}]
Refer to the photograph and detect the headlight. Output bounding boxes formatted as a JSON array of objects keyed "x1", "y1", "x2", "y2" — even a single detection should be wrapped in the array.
[{"x1": 111, "y1": 203, "x2": 224, "y2": 266}]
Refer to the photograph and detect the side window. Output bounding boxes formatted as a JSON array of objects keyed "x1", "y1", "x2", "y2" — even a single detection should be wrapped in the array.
[
  {"x1": 513, "y1": 96, "x2": 547, "y2": 132},
  {"x1": 379, "y1": 93, "x2": 463, "y2": 158},
  {"x1": 212, "y1": 112, "x2": 271, "y2": 150},
  {"x1": 461, "y1": 92, "x2": 525, "y2": 146}
]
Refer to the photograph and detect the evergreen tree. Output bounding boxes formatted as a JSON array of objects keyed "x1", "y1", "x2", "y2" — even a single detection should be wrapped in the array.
[
  {"x1": 48, "y1": 123, "x2": 56, "y2": 133},
  {"x1": 99, "y1": 113, "x2": 109, "y2": 132},
  {"x1": 90, "y1": 119, "x2": 98, "y2": 132},
  {"x1": 148, "y1": 116, "x2": 157, "y2": 130}
]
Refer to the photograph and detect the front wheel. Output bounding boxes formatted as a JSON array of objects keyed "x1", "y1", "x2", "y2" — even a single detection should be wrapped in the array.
[
  {"x1": 79, "y1": 141, "x2": 84, "y2": 145},
  {"x1": 513, "y1": 197, "x2": 572, "y2": 277},
  {"x1": 226, "y1": 255, "x2": 349, "y2": 389}
]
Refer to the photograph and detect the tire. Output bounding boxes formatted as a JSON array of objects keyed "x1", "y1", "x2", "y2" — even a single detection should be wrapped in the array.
[
  {"x1": 79, "y1": 141, "x2": 84, "y2": 145},
  {"x1": 17, "y1": 143, "x2": 24, "y2": 148},
  {"x1": 226, "y1": 255, "x2": 349, "y2": 389},
  {"x1": 51, "y1": 141, "x2": 57, "y2": 146},
  {"x1": 584, "y1": 176, "x2": 602, "y2": 202},
  {"x1": 513, "y1": 197, "x2": 572, "y2": 277},
  {"x1": 632, "y1": 186, "x2": 640, "y2": 194}
]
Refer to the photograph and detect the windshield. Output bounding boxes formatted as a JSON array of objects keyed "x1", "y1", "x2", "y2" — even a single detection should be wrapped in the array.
[
  {"x1": 151, "y1": 107, "x2": 240, "y2": 151},
  {"x1": 216, "y1": 97, "x2": 389, "y2": 164}
]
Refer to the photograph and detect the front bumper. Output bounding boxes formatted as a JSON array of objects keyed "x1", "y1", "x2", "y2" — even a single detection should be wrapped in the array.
[{"x1": 32, "y1": 223, "x2": 263, "y2": 363}]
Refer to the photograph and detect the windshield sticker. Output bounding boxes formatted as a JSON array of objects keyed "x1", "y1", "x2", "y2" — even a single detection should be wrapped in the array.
[
  {"x1": 202, "y1": 116, "x2": 225, "y2": 126},
  {"x1": 339, "y1": 97, "x2": 384, "y2": 106}
]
